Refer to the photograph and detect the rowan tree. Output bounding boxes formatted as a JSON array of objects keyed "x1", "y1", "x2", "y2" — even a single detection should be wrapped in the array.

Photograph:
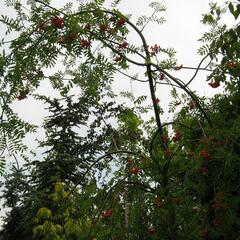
[{"x1": 0, "y1": 0, "x2": 240, "y2": 240}]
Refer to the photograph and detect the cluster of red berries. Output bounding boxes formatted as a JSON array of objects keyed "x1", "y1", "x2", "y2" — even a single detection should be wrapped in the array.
[
  {"x1": 172, "y1": 130, "x2": 182, "y2": 142},
  {"x1": 127, "y1": 159, "x2": 140, "y2": 175},
  {"x1": 128, "y1": 166, "x2": 140, "y2": 175},
  {"x1": 147, "y1": 226, "x2": 157, "y2": 234},
  {"x1": 51, "y1": 16, "x2": 64, "y2": 29},
  {"x1": 102, "y1": 209, "x2": 113, "y2": 218},
  {"x1": 115, "y1": 17, "x2": 127, "y2": 28},
  {"x1": 118, "y1": 41, "x2": 128, "y2": 49},
  {"x1": 80, "y1": 39, "x2": 91, "y2": 48},
  {"x1": 99, "y1": 23, "x2": 108, "y2": 32},
  {"x1": 150, "y1": 44, "x2": 160, "y2": 56},
  {"x1": 226, "y1": 61, "x2": 237, "y2": 69},
  {"x1": 199, "y1": 149, "x2": 212, "y2": 162}
]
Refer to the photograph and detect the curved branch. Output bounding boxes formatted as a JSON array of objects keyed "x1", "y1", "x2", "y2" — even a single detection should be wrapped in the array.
[
  {"x1": 156, "y1": 81, "x2": 182, "y2": 89},
  {"x1": 151, "y1": 62, "x2": 212, "y2": 127},
  {"x1": 185, "y1": 54, "x2": 210, "y2": 86},
  {"x1": 115, "y1": 68, "x2": 148, "y2": 82},
  {"x1": 125, "y1": 181, "x2": 158, "y2": 195},
  {"x1": 181, "y1": 66, "x2": 212, "y2": 72},
  {"x1": 104, "y1": 38, "x2": 146, "y2": 59},
  {"x1": 98, "y1": 37, "x2": 147, "y2": 67},
  {"x1": 35, "y1": 0, "x2": 67, "y2": 16}
]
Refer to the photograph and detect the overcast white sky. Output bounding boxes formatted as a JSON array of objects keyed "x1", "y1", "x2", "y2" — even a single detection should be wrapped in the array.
[{"x1": 0, "y1": 0, "x2": 234, "y2": 226}]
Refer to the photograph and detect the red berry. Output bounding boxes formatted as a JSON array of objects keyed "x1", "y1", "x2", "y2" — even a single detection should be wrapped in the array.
[
  {"x1": 150, "y1": 44, "x2": 160, "y2": 56},
  {"x1": 114, "y1": 56, "x2": 122, "y2": 62},
  {"x1": 38, "y1": 20, "x2": 46, "y2": 31},
  {"x1": 16, "y1": 95, "x2": 27, "y2": 100},
  {"x1": 148, "y1": 227, "x2": 156, "y2": 234},
  {"x1": 159, "y1": 73, "x2": 165, "y2": 80},
  {"x1": 153, "y1": 98, "x2": 160, "y2": 104},
  {"x1": 199, "y1": 149, "x2": 212, "y2": 162},
  {"x1": 217, "y1": 140, "x2": 225, "y2": 146},
  {"x1": 128, "y1": 167, "x2": 140, "y2": 175},
  {"x1": 116, "y1": 17, "x2": 127, "y2": 27},
  {"x1": 119, "y1": 41, "x2": 128, "y2": 49},
  {"x1": 102, "y1": 209, "x2": 113, "y2": 218},
  {"x1": 208, "y1": 81, "x2": 220, "y2": 88},
  {"x1": 51, "y1": 16, "x2": 64, "y2": 29},
  {"x1": 80, "y1": 39, "x2": 91, "y2": 48},
  {"x1": 99, "y1": 23, "x2": 108, "y2": 32},
  {"x1": 127, "y1": 159, "x2": 133, "y2": 164},
  {"x1": 172, "y1": 130, "x2": 182, "y2": 142}
]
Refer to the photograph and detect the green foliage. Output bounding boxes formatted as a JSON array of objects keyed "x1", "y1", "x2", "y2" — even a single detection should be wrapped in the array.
[{"x1": 0, "y1": 0, "x2": 240, "y2": 240}]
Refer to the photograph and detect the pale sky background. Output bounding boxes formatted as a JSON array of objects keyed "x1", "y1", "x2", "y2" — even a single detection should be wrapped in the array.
[{"x1": 0, "y1": 0, "x2": 234, "y2": 227}]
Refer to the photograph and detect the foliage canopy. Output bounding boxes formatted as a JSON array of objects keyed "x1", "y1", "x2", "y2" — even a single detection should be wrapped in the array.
[{"x1": 0, "y1": 0, "x2": 240, "y2": 239}]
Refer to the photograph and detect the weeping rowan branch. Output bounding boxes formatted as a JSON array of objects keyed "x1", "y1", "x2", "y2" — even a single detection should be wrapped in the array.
[
  {"x1": 185, "y1": 54, "x2": 211, "y2": 86},
  {"x1": 35, "y1": 0, "x2": 67, "y2": 16},
  {"x1": 151, "y1": 62, "x2": 212, "y2": 127}
]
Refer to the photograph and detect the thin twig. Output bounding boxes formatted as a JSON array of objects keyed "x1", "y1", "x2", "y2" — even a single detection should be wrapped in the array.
[{"x1": 185, "y1": 54, "x2": 210, "y2": 86}]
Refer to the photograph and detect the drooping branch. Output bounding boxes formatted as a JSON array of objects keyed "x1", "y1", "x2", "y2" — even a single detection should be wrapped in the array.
[
  {"x1": 35, "y1": 0, "x2": 67, "y2": 16},
  {"x1": 185, "y1": 54, "x2": 211, "y2": 86},
  {"x1": 151, "y1": 62, "x2": 212, "y2": 127}
]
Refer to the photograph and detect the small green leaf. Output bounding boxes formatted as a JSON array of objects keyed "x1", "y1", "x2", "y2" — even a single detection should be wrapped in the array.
[
  {"x1": 235, "y1": 4, "x2": 240, "y2": 19},
  {"x1": 228, "y1": 3, "x2": 235, "y2": 17}
]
